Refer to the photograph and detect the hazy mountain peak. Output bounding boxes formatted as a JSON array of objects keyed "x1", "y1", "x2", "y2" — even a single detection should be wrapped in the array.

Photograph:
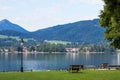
[
  {"x1": 0, "y1": 19, "x2": 28, "y2": 33},
  {"x1": 0, "y1": 19, "x2": 10, "y2": 24},
  {"x1": 1, "y1": 19, "x2": 9, "y2": 22}
]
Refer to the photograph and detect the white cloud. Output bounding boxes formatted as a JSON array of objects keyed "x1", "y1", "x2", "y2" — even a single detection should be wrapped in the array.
[
  {"x1": 0, "y1": 0, "x2": 104, "y2": 31},
  {"x1": 0, "y1": 0, "x2": 17, "y2": 2},
  {"x1": 11, "y1": 5, "x2": 64, "y2": 31},
  {"x1": 10, "y1": 0, "x2": 103, "y2": 31},
  {"x1": 69, "y1": 0, "x2": 103, "y2": 5},
  {"x1": 86, "y1": 0, "x2": 103, "y2": 5},
  {"x1": 0, "y1": 6, "x2": 13, "y2": 11}
]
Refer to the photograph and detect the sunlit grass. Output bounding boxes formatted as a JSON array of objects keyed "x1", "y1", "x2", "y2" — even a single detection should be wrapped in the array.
[{"x1": 0, "y1": 70, "x2": 120, "y2": 80}]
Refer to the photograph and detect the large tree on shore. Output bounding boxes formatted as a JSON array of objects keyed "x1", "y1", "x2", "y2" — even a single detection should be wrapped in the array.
[{"x1": 99, "y1": 0, "x2": 120, "y2": 49}]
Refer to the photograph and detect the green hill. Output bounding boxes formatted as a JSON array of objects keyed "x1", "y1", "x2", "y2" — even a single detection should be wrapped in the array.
[{"x1": 34, "y1": 19, "x2": 105, "y2": 44}]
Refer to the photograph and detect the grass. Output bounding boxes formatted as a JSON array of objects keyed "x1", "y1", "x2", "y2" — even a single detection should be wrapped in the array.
[
  {"x1": 0, "y1": 35, "x2": 34, "y2": 41},
  {"x1": 46, "y1": 40, "x2": 71, "y2": 45},
  {"x1": 0, "y1": 35, "x2": 8, "y2": 38},
  {"x1": 0, "y1": 70, "x2": 120, "y2": 80}
]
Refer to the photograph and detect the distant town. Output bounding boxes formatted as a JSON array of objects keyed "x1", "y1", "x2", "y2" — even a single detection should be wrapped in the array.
[{"x1": 0, "y1": 40, "x2": 115, "y2": 54}]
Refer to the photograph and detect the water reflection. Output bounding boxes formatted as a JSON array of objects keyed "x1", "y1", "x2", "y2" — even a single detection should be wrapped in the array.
[
  {"x1": 117, "y1": 53, "x2": 120, "y2": 65},
  {"x1": 0, "y1": 52, "x2": 119, "y2": 71},
  {"x1": 85, "y1": 52, "x2": 90, "y2": 65}
]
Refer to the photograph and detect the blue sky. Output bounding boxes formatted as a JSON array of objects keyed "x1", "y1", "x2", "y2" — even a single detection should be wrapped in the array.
[{"x1": 0, "y1": 0, "x2": 104, "y2": 31}]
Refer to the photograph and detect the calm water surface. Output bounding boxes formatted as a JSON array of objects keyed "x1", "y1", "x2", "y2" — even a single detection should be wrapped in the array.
[{"x1": 0, "y1": 52, "x2": 120, "y2": 71}]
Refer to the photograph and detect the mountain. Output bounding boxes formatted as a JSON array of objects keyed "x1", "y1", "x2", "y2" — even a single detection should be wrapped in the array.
[
  {"x1": 0, "y1": 19, "x2": 28, "y2": 33},
  {"x1": 0, "y1": 18, "x2": 105, "y2": 44},
  {"x1": 34, "y1": 19, "x2": 105, "y2": 44}
]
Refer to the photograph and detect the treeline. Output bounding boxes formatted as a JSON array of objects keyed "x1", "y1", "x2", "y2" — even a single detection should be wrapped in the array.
[
  {"x1": 79, "y1": 44, "x2": 115, "y2": 52},
  {"x1": 0, "y1": 38, "x2": 18, "y2": 47},
  {"x1": 0, "y1": 38, "x2": 116, "y2": 53},
  {"x1": 27, "y1": 43, "x2": 115, "y2": 53},
  {"x1": 28, "y1": 43, "x2": 66, "y2": 52},
  {"x1": 0, "y1": 38, "x2": 38, "y2": 47}
]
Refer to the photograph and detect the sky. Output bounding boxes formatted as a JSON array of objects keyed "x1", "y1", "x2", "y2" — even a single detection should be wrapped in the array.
[{"x1": 0, "y1": 0, "x2": 104, "y2": 31}]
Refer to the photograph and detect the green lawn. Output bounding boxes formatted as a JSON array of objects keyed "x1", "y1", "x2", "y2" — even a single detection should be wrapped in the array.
[{"x1": 0, "y1": 70, "x2": 120, "y2": 80}]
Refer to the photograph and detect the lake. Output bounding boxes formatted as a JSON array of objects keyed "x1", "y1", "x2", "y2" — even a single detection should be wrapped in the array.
[{"x1": 0, "y1": 52, "x2": 120, "y2": 71}]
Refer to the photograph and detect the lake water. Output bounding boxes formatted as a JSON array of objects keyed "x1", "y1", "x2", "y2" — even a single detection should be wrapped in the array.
[{"x1": 0, "y1": 52, "x2": 120, "y2": 71}]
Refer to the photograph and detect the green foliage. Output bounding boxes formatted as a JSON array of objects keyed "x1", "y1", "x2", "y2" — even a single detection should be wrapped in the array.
[
  {"x1": 0, "y1": 70, "x2": 120, "y2": 80},
  {"x1": 0, "y1": 38, "x2": 18, "y2": 47},
  {"x1": 78, "y1": 44, "x2": 115, "y2": 52},
  {"x1": 45, "y1": 40, "x2": 71, "y2": 45},
  {"x1": 0, "y1": 35, "x2": 8, "y2": 38},
  {"x1": 0, "y1": 34, "x2": 38, "y2": 47},
  {"x1": 35, "y1": 43, "x2": 66, "y2": 52},
  {"x1": 99, "y1": 0, "x2": 120, "y2": 48},
  {"x1": 34, "y1": 19, "x2": 105, "y2": 44}
]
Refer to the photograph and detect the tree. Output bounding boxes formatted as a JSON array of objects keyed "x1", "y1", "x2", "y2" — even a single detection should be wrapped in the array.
[{"x1": 99, "y1": 0, "x2": 120, "y2": 49}]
